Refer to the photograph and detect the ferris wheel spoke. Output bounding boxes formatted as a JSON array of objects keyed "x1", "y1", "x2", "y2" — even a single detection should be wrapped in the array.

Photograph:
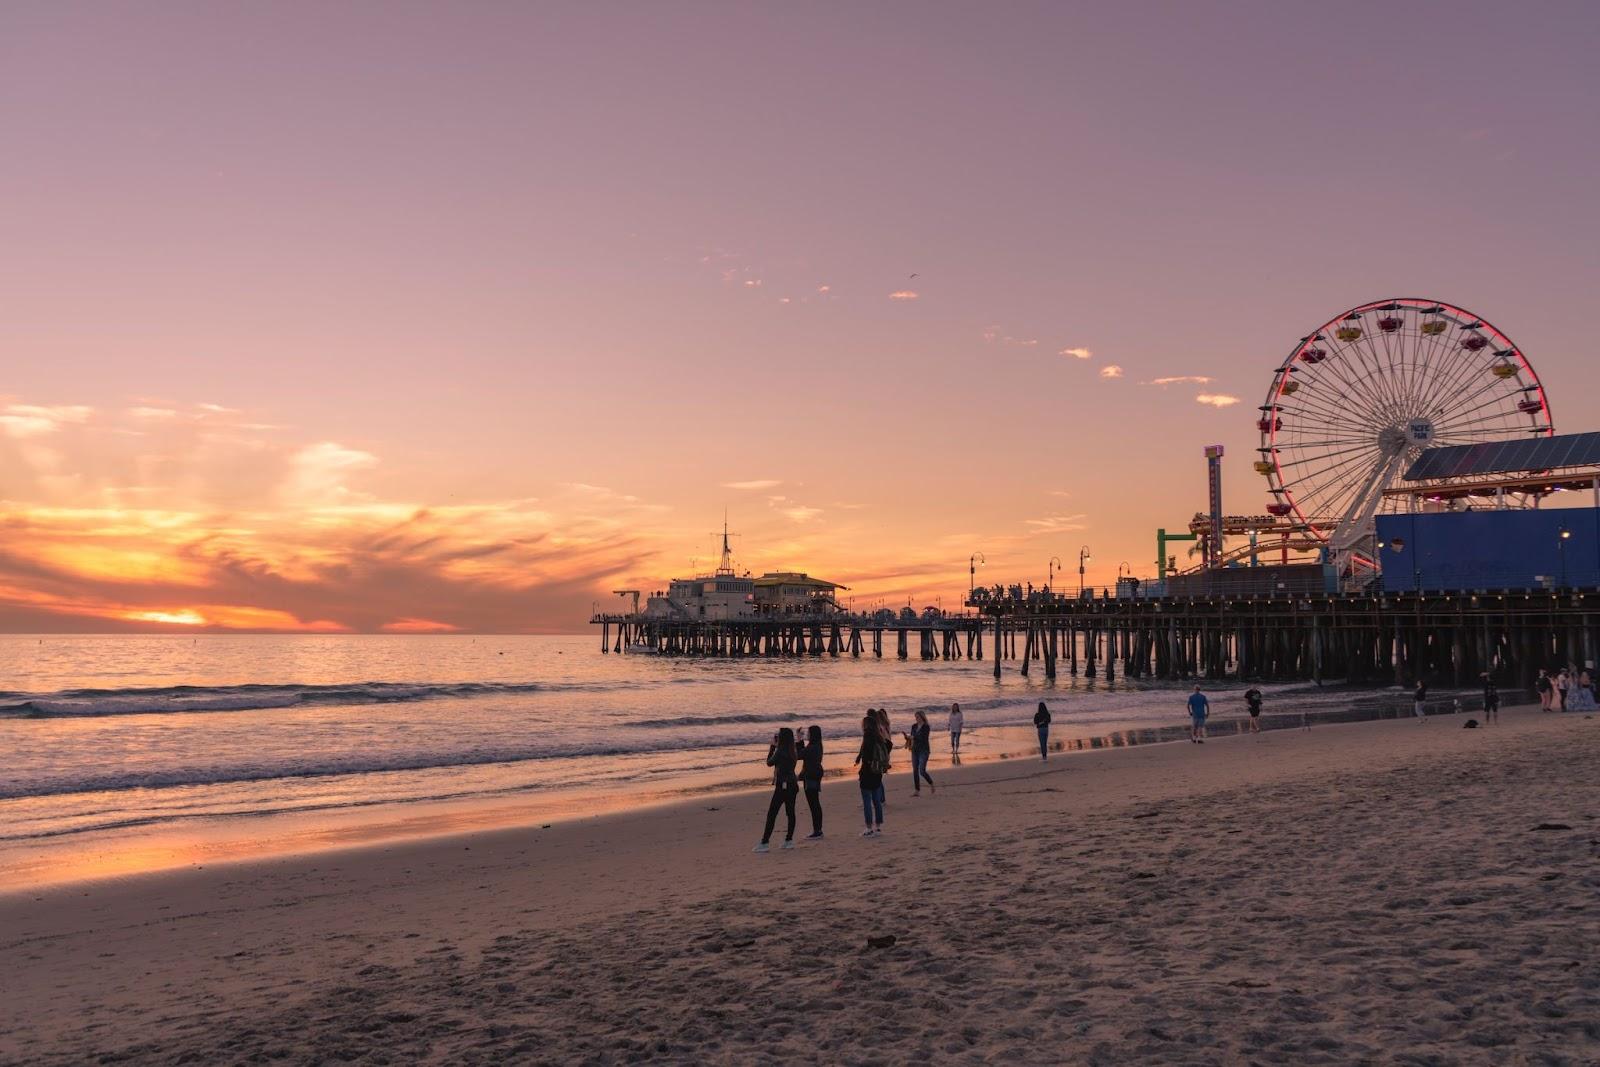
[
  {"x1": 1343, "y1": 318, "x2": 1416, "y2": 415},
  {"x1": 1351, "y1": 324, "x2": 1412, "y2": 415},
  {"x1": 1413, "y1": 342, "x2": 1493, "y2": 423},
  {"x1": 1412, "y1": 314, "x2": 1507, "y2": 420},
  {"x1": 1275, "y1": 437, "x2": 1381, "y2": 465},
  {"x1": 1432, "y1": 376, "x2": 1532, "y2": 431},
  {"x1": 1282, "y1": 448, "x2": 1381, "y2": 506},
  {"x1": 1306, "y1": 457, "x2": 1387, "y2": 520},
  {"x1": 1274, "y1": 397, "x2": 1374, "y2": 436}
]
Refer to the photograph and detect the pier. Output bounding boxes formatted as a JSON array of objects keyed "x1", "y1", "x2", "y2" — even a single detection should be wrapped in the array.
[{"x1": 592, "y1": 585, "x2": 1599, "y2": 687}]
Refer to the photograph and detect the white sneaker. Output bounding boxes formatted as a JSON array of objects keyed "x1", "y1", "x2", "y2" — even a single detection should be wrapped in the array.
[
  {"x1": 861, "y1": 829, "x2": 875, "y2": 837},
  {"x1": 752, "y1": 842, "x2": 769, "y2": 853},
  {"x1": 781, "y1": 839, "x2": 795, "y2": 850}
]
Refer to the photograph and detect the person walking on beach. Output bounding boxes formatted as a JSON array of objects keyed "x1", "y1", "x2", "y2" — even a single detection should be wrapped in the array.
[
  {"x1": 1536, "y1": 668, "x2": 1553, "y2": 711},
  {"x1": 754, "y1": 727, "x2": 799, "y2": 853},
  {"x1": 1244, "y1": 686, "x2": 1263, "y2": 734},
  {"x1": 906, "y1": 710, "x2": 935, "y2": 796},
  {"x1": 947, "y1": 702, "x2": 964, "y2": 755},
  {"x1": 853, "y1": 714, "x2": 889, "y2": 836},
  {"x1": 1033, "y1": 701, "x2": 1052, "y2": 760},
  {"x1": 1556, "y1": 669, "x2": 1571, "y2": 711},
  {"x1": 1413, "y1": 680, "x2": 1428, "y2": 722},
  {"x1": 798, "y1": 724, "x2": 824, "y2": 839},
  {"x1": 1187, "y1": 686, "x2": 1209, "y2": 743},
  {"x1": 1481, "y1": 674, "x2": 1499, "y2": 725}
]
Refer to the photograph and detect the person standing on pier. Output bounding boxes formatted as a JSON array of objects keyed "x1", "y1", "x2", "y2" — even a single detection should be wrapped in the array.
[
  {"x1": 1033, "y1": 701, "x2": 1052, "y2": 760},
  {"x1": 798, "y1": 725, "x2": 824, "y2": 839},
  {"x1": 947, "y1": 702, "x2": 964, "y2": 756},
  {"x1": 1244, "y1": 687, "x2": 1263, "y2": 734},
  {"x1": 754, "y1": 727, "x2": 799, "y2": 853},
  {"x1": 1187, "y1": 687, "x2": 1209, "y2": 743},
  {"x1": 854, "y1": 715, "x2": 889, "y2": 836},
  {"x1": 1413, "y1": 680, "x2": 1428, "y2": 722},
  {"x1": 907, "y1": 710, "x2": 935, "y2": 796}
]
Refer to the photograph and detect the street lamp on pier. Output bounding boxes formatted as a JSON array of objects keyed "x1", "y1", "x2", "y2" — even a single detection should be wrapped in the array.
[
  {"x1": 969, "y1": 552, "x2": 986, "y2": 597},
  {"x1": 1559, "y1": 527, "x2": 1571, "y2": 587},
  {"x1": 1048, "y1": 556, "x2": 1062, "y2": 596},
  {"x1": 1078, "y1": 545, "x2": 1092, "y2": 597}
]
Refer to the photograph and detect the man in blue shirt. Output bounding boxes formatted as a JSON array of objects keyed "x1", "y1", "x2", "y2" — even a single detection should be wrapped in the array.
[{"x1": 1187, "y1": 686, "x2": 1210, "y2": 743}]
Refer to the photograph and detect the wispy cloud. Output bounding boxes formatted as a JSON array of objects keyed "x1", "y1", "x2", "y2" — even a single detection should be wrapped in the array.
[
  {"x1": 283, "y1": 442, "x2": 378, "y2": 506},
  {"x1": 0, "y1": 404, "x2": 93, "y2": 438},
  {"x1": 888, "y1": 290, "x2": 919, "y2": 301},
  {"x1": 1146, "y1": 375, "x2": 1213, "y2": 386},
  {"x1": 1023, "y1": 513, "x2": 1088, "y2": 535},
  {"x1": 1196, "y1": 393, "x2": 1241, "y2": 408},
  {"x1": 1059, "y1": 347, "x2": 1093, "y2": 360},
  {"x1": 722, "y1": 479, "x2": 782, "y2": 491},
  {"x1": 1099, "y1": 365, "x2": 1124, "y2": 379}
]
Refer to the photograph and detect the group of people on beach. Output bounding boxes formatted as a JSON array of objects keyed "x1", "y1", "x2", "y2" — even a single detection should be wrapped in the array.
[
  {"x1": 754, "y1": 705, "x2": 962, "y2": 851},
  {"x1": 1535, "y1": 666, "x2": 1597, "y2": 712}
]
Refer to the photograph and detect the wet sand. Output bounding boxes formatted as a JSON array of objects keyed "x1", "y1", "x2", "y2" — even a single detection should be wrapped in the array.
[{"x1": 2, "y1": 707, "x2": 1596, "y2": 1064}]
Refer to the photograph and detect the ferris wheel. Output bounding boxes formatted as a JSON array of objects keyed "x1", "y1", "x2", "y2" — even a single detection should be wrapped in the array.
[{"x1": 1256, "y1": 298, "x2": 1552, "y2": 559}]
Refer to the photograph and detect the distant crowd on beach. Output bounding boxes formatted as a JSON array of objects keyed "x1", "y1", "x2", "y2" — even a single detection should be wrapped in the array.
[{"x1": 749, "y1": 665, "x2": 1594, "y2": 850}]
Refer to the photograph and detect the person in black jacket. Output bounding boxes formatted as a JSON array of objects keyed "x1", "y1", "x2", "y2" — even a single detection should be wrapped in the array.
[
  {"x1": 906, "y1": 710, "x2": 935, "y2": 796},
  {"x1": 1034, "y1": 701, "x2": 1052, "y2": 760},
  {"x1": 754, "y1": 727, "x2": 798, "y2": 853},
  {"x1": 798, "y1": 724, "x2": 824, "y2": 838}
]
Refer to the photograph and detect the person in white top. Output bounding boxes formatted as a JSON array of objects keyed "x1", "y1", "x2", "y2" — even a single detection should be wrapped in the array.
[{"x1": 947, "y1": 702, "x2": 964, "y2": 755}]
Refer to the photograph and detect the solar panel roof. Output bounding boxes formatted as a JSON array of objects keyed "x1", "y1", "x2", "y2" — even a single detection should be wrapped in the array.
[{"x1": 1404, "y1": 432, "x2": 1600, "y2": 481}]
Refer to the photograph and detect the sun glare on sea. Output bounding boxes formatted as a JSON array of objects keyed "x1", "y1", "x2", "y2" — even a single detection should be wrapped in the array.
[{"x1": 125, "y1": 609, "x2": 207, "y2": 626}]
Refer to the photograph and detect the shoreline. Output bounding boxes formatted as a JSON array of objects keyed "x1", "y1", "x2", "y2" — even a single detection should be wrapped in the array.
[
  {"x1": 0, "y1": 689, "x2": 1512, "y2": 895},
  {"x1": 3, "y1": 707, "x2": 1596, "y2": 1063}
]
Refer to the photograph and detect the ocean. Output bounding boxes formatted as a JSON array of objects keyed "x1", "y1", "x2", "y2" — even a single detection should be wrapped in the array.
[{"x1": 0, "y1": 633, "x2": 1374, "y2": 889}]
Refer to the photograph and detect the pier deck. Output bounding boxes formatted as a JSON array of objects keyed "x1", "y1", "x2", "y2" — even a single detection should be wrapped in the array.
[{"x1": 592, "y1": 587, "x2": 1600, "y2": 687}]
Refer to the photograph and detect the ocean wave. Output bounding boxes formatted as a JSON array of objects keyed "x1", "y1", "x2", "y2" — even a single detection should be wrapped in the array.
[{"x1": 0, "y1": 681, "x2": 563, "y2": 718}]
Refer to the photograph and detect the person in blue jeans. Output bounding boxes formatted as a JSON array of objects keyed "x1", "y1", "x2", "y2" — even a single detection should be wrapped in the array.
[
  {"x1": 1187, "y1": 686, "x2": 1210, "y2": 743},
  {"x1": 1033, "y1": 701, "x2": 1052, "y2": 760},
  {"x1": 906, "y1": 710, "x2": 935, "y2": 796},
  {"x1": 853, "y1": 714, "x2": 888, "y2": 836}
]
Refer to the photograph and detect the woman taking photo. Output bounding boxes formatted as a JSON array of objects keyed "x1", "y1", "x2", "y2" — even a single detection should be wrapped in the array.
[{"x1": 753, "y1": 727, "x2": 799, "y2": 853}]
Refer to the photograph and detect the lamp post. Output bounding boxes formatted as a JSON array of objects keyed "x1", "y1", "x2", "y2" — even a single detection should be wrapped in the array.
[
  {"x1": 1078, "y1": 545, "x2": 1092, "y2": 597},
  {"x1": 969, "y1": 552, "x2": 985, "y2": 597},
  {"x1": 1559, "y1": 527, "x2": 1571, "y2": 587},
  {"x1": 1118, "y1": 561, "x2": 1131, "y2": 581},
  {"x1": 1048, "y1": 556, "x2": 1062, "y2": 596}
]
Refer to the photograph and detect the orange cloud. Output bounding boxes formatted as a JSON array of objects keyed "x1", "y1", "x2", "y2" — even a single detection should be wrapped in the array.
[
  {"x1": 1196, "y1": 393, "x2": 1241, "y2": 407},
  {"x1": 888, "y1": 290, "x2": 919, "y2": 301}
]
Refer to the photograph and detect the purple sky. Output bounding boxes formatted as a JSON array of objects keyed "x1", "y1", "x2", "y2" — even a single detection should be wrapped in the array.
[{"x1": 1, "y1": 2, "x2": 1597, "y2": 630}]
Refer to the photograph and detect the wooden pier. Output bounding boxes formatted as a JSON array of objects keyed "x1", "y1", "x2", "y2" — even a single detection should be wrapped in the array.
[{"x1": 592, "y1": 587, "x2": 1600, "y2": 687}]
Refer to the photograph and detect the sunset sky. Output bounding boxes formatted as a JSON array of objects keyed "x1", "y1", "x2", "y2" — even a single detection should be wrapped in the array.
[{"x1": 3, "y1": 2, "x2": 1598, "y2": 632}]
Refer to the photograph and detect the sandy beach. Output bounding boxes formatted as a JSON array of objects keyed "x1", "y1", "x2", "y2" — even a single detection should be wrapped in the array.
[{"x1": 3, "y1": 707, "x2": 1596, "y2": 1065}]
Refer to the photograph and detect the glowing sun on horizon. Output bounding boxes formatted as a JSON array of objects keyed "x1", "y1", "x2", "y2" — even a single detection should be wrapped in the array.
[{"x1": 126, "y1": 609, "x2": 207, "y2": 626}]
